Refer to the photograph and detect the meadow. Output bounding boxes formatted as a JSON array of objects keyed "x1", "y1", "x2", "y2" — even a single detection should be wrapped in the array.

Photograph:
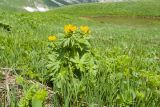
[{"x1": 0, "y1": 0, "x2": 160, "y2": 107}]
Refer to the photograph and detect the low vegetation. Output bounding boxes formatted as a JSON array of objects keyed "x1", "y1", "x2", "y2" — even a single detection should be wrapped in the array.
[{"x1": 0, "y1": 0, "x2": 160, "y2": 106}]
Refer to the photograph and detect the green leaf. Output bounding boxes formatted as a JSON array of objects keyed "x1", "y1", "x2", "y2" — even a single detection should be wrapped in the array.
[{"x1": 32, "y1": 98, "x2": 43, "y2": 107}]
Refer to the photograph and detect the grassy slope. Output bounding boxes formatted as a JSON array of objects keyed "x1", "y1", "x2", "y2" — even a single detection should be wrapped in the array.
[
  {"x1": 52, "y1": 1, "x2": 160, "y2": 17},
  {"x1": 0, "y1": 0, "x2": 159, "y2": 72},
  {"x1": 0, "y1": 1, "x2": 160, "y2": 106}
]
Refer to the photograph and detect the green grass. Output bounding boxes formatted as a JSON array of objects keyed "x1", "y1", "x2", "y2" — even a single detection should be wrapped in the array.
[
  {"x1": 0, "y1": 0, "x2": 160, "y2": 106},
  {"x1": 52, "y1": 1, "x2": 160, "y2": 17}
]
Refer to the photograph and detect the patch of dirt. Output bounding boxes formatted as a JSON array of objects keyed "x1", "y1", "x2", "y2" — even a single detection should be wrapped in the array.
[{"x1": 0, "y1": 68, "x2": 54, "y2": 107}]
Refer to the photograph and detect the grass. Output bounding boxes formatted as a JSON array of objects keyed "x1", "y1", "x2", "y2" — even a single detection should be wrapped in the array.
[
  {"x1": 52, "y1": 1, "x2": 160, "y2": 17},
  {"x1": 0, "y1": 0, "x2": 160, "y2": 106}
]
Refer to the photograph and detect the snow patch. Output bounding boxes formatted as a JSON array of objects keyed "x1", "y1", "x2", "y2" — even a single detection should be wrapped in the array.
[
  {"x1": 50, "y1": 0, "x2": 64, "y2": 6},
  {"x1": 24, "y1": 2, "x2": 49, "y2": 12},
  {"x1": 24, "y1": 7, "x2": 37, "y2": 12},
  {"x1": 36, "y1": 6, "x2": 49, "y2": 12},
  {"x1": 24, "y1": 6, "x2": 49, "y2": 12}
]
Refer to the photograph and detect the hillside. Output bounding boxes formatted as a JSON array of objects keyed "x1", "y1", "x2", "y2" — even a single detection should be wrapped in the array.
[
  {"x1": 0, "y1": 0, "x2": 160, "y2": 106},
  {"x1": 0, "y1": 0, "x2": 124, "y2": 12}
]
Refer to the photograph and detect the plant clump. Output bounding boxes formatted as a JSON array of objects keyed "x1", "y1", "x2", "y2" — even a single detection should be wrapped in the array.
[{"x1": 47, "y1": 24, "x2": 98, "y2": 106}]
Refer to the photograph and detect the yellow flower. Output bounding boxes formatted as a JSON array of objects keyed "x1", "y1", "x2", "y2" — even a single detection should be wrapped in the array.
[
  {"x1": 80, "y1": 26, "x2": 90, "y2": 34},
  {"x1": 48, "y1": 35, "x2": 57, "y2": 41},
  {"x1": 64, "y1": 24, "x2": 77, "y2": 33}
]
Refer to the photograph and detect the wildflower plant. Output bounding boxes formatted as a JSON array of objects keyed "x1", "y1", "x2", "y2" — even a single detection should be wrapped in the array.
[{"x1": 47, "y1": 24, "x2": 98, "y2": 104}]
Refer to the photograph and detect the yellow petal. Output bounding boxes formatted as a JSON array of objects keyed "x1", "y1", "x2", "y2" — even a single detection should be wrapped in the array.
[{"x1": 48, "y1": 35, "x2": 57, "y2": 41}]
